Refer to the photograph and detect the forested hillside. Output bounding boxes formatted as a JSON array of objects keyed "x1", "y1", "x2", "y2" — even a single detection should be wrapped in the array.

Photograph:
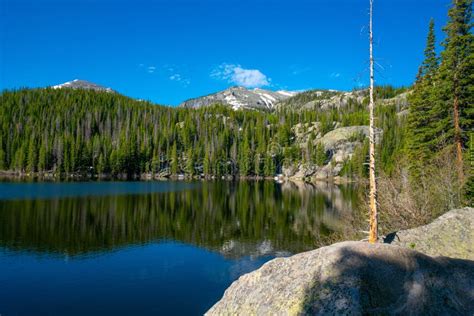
[{"x1": 0, "y1": 87, "x2": 403, "y2": 179}]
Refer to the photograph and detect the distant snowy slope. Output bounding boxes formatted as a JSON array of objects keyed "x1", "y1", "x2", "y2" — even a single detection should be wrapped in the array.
[
  {"x1": 51, "y1": 79, "x2": 114, "y2": 92},
  {"x1": 179, "y1": 86, "x2": 298, "y2": 110}
]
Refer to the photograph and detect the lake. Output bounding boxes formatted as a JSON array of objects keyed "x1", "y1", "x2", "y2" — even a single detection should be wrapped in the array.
[{"x1": 0, "y1": 180, "x2": 359, "y2": 315}]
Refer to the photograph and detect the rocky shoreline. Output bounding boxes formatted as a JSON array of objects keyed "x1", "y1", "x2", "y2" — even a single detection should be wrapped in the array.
[
  {"x1": 207, "y1": 207, "x2": 474, "y2": 315},
  {"x1": 0, "y1": 170, "x2": 355, "y2": 184}
]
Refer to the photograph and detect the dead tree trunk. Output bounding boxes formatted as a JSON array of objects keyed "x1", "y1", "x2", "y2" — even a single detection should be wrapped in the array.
[{"x1": 368, "y1": 0, "x2": 378, "y2": 244}]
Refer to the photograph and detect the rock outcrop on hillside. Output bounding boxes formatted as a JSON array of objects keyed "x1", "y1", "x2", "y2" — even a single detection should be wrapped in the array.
[
  {"x1": 207, "y1": 208, "x2": 474, "y2": 315},
  {"x1": 387, "y1": 207, "x2": 474, "y2": 260},
  {"x1": 276, "y1": 89, "x2": 365, "y2": 111},
  {"x1": 283, "y1": 126, "x2": 374, "y2": 180}
]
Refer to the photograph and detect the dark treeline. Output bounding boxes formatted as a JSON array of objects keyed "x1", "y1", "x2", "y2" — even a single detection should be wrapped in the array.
[{"x1": 0, "y1": 86, "x2": 402, "y2": 179}]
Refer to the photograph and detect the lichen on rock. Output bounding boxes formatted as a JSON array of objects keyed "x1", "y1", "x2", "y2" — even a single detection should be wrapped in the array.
[{"x1": 386, "y1": 207, "x2": 474, "y2": 260}]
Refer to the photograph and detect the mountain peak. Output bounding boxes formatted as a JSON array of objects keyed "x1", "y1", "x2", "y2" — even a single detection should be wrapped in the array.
[
  {"x1": 51, "y1": 79, "x2": 114, "y2": 92},
  {"x1": 180, "y1": 86, "x2": 299, "y2": 110}
]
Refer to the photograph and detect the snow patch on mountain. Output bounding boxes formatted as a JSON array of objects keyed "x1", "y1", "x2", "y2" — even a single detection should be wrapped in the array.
[
  {"x1": 51, "y1": 79, "x2": 114, "y2": 92},
  {"x1": 276, "y1": 90, "x2": 297, "y2": 97},
  {"x1": 224, "y1": 94, "x2": 246, "y2": 110},
  {"x1": 180, "y1": 86, "x2": 299, "y2": 110}
]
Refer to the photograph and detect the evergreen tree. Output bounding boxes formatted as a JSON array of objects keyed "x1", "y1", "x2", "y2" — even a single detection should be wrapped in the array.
[
  {"x1": 110, "y1": 149, "x2": 120, "y2": 175},
  {"x1": 431, "y1": 0, "x2": 473, "y2": 182},
  {"x1": 421, "y1": 19, "x2": 439, "y2": 80},
  {"x1": 0, "y1": 148, "x2": 5, "y2": 170},
  {"x1": 27, "y1": 137, "x2": 37, "y2": 173},
  {"x1": 314, "y1": 143, "x2": 327, "y2": 166},
  {"x1": 186, "y1": 148, "x2": 194, "y2": 175},
  {"x1": 38, "y1": 143, "x2": 47, "y2": 172},
  {"x1": 14, "y1": 146, "x2": 26, "y2": 172},
  {"x1": 170, "y1": 143, "x2": 178, "y2": 175},
  {"x1": 264, "y1": 154, "x2": 275, "y2": 176},
  {"x1": 407, "y1": 19, "x2": 439, "y2": 178},
  {"x1": 254, "y1": 153, "x2": 262, "y2": 176},
  {"x1": 203, "y1": 148, "x2": 211, "y2": 176},
  {"x1": 96, "y1": 154, "x2": 106, "y2": 175},
  {"x1": 239, "y1": 137, "x2": 252, "y2": 176}
]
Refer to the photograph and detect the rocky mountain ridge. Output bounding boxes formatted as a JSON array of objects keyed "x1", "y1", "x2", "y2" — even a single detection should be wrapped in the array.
[
  {"x1": 179, "y1": 86, "x2": 299, "y2": 110},
  {"x1": 46, "y1": 80, "x2": 409, "y2": 113},
  {"x1": 51, "y1": 79, "x2": 114, "y2": 93},
  {"x1": 180, "y1": 86, "x2": 409, "y2": 112}
]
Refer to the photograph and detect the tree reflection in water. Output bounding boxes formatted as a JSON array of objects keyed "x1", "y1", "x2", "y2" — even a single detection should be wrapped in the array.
[{"x1": 0, "y1": 181, "x2": 360, "y2": 257}]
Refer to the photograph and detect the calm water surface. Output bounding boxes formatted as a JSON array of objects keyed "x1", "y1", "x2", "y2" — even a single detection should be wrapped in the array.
[{"x1": 0, "y1": 180, "x2": 359, "y2": 315}]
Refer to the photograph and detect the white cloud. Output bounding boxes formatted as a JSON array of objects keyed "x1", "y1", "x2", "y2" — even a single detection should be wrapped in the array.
[
  {"x1": 147, "y1": 66, "x2": 156, "y2": 73},
  {"x1": 169, "y1": 73, "x2": 190, "y2": 87},
  {"x1": 169, "y1": 74, "x2": 181, "y2": 81},
  {"x1": 161, "y1": 64, "x2": 190, "y2": 87},
  {"x1": 330, "y1": 72, "x2": 341, "y2": 79},
  {"x1": 211, "y1": 63, "x2": 270, "y2": 88}
]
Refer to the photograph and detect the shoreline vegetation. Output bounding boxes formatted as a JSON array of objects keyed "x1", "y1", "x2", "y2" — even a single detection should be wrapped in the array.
[{"x1": 0, "y1": 170, "x2": 357, "y2": 184}]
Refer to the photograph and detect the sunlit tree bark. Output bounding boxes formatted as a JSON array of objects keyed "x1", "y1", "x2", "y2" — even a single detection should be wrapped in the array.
[{"x1": 368, "y1": 0, "x2": 378, "y2": 244}]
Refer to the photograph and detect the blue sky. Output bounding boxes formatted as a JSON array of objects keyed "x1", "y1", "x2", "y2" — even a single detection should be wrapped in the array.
[{"x1": 1, "y1": 0, "x2": 451, "y2": 105}]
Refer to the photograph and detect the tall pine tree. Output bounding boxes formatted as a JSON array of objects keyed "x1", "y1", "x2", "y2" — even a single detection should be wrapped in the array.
[
  {"x1": 431, "y1": 0, "x2": 473, "y2": 182},
  {"x1": 407, "y1": 19, "x2": 439, "y2": 178}
]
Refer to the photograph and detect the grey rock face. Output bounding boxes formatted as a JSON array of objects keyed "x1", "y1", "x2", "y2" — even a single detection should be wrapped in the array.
[
  {"x1": 51, "y1": 79, "x2": 114, "y2": 92},
  {"x1": 387, "y1": 207, "x2": 474, "y2": 260},
  {"x1": 317, "y1": 126, "x2": 369, "y2": 151},
  {"x1": 380, "y1": 91, "x2": 410, "y2": 109},
  {"x1": 207, "y1": 240, "x2": 474, "y2": 315},
  {"x1": 276, "y1": 89, "x2": 366, "y2": 111},
  {"x1": 283, "y1": 126, "x2": 373, "y2": 180},
  {"x1": 179, "y1": 86, "x2": 297, "y2": 110}
]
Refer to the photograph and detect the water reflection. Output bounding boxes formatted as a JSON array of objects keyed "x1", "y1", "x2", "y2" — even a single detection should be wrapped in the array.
[
  {"x1": 0, "y1": 181, "x2": 359, "y2": 257},
  {"x1": 0, "y1": 180, "x2": 361, "y2": 315},
  {"x1": 0, "y1": 181, "x2": 197, "y2": 200}
]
